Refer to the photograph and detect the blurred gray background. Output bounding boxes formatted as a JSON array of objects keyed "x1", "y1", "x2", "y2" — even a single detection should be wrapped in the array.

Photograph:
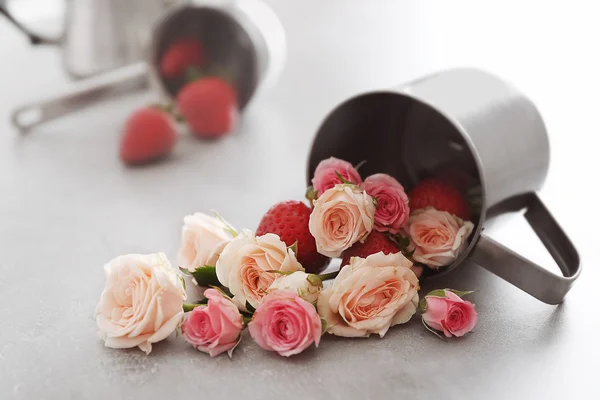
[{"x1": 0, "y1": 1, "x2": 598, "y2": 399}]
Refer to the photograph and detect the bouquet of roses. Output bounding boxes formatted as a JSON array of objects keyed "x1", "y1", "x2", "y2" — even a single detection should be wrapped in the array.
[{"x1": 95, "y1": 157, "x2": 478, "y2": 357}]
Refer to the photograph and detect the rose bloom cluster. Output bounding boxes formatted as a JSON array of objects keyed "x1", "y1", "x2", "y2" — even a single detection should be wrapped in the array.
[
  {"x1": 94, "y1": 157, "x2": 478, "y2": 358},
  {"x1": 308, "y1": 157, "x2": 474, "y2": 270}
]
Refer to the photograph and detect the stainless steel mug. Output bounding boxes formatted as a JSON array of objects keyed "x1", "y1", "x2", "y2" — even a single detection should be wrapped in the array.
[
  {"x1": 307, "y1": 68, "x2": 581, "y2": 305},
  {"x1": 11, "y1": 0, "x2": 285, "y2": 132}
]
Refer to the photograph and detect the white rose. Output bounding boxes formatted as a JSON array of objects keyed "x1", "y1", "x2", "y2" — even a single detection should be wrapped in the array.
[
  {"x1": 268, "y1": 271, "x2": 323, "y2": 304},
  {"x1": 309, "y1": 184, "x2": 375, "y2": 258},
  {"x1": 95, "y1": 253, "x2": 186, "y2": 354},
  {"x1": 405, "y1": 207, "x2": 474, "y2": 268},
  {"x1": 178, "y1": 212, "x2": 235, "y2": 272},
  {"x1": 216, "y1": 230, "x2": 304, "y2": 309},
  {"x1": 317, "y1": 252, "x2": 418, "y2": 338}
]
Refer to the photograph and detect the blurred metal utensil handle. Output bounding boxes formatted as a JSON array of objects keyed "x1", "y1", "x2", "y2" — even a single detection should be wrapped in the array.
[{"x1": 11, "y1": 63, "x2": 149, "y2": 133}]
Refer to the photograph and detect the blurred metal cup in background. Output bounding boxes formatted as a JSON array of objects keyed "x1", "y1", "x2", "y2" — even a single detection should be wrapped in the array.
[
  {"x1": 10, "y1": 0, "x2": 286, "y2": 132},
  {"x1": 307, "y1": 68, "x2": 581, "y2": 305}
]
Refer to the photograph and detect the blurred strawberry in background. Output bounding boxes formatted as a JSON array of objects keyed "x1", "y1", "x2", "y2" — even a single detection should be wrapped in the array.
[
  {"x1": 177, "y1": 76, "x2": 238, "y2": 139},
  {"x1": 119, "y1": 107, "x2": 178, "y2": 165},
  {"x1": 160, "y1": 37, "x2": 206, "y2": 79}
]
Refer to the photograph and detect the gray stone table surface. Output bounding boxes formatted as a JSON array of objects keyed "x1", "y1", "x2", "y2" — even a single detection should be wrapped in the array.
[{"x1": 1, "y1": 0, "x2": 599, "y2": 399}]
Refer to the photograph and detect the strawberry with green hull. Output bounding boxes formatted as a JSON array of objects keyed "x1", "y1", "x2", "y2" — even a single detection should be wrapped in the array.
[
  {"x1": 408, "y1": 179, "x2": 471, "y2": 220},
  {"x1": 119, "y1": 107, "x2": 177, "y2": 165},
  {"x1": 256, "y1": 200, "x2": 330, "y2": 274}
]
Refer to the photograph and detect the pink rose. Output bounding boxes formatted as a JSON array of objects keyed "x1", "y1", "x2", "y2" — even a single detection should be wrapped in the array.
[
  {"x1": 421, "y1": 289, "x2": 478, "y2": 337},
  {"x1": 361, "y1": 173, "x2": 409, "y2": 233},
  {"x1": 309, "y1": 184, "x2": 375, "y2": 257},
  {"x1": 405, "y1": 207, "x2": 474, "y2": 268},
  {"x1": 317, "y1": 252, "x2": 419, "y2": 337},
  {"x1": 311, "y1": 157, "x2": 362, "y2": 195},
  {"x1": 182, "y1": 288, "x2": 244, "y2": 357},
  {"x1": 248, "y1": 290, "x2": 321, "y2": 357}
]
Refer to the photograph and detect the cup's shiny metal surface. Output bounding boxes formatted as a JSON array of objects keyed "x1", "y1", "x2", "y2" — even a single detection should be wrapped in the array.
[
  {"x1": 307, "y1": 68, "x2": 581, "y2": 304},
  {"x1": 10, "y1": 0, "x2": 285, "y2": 132}
]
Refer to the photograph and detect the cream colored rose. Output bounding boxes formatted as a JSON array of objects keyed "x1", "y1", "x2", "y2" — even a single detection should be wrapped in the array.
[
  {"x1": 216, "y1": 230, "x2": 304, "y2": 309},
  {"x1": 178, "y1": 212, "x2": 235, "y2": 272},
  {"x1": 95, "y1": 253, "x2": 186, "y2": 354},
  {"x1": 309, "y1": 184, "x2": 375, "y2": 257},
  {"x1": 317, "y1": 252, "x2": 419, "y2": 338},
  {"x1": 405, "y1": 207, "x2": 474, "y2": 269},
  {"x1": 268, "y1": 271, "x2": 323, "y2": 304}
]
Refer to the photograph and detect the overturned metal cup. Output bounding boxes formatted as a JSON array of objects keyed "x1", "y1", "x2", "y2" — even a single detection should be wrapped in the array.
[{"x1": 307, "y1": 68, "x2": 580, "y2": 305}]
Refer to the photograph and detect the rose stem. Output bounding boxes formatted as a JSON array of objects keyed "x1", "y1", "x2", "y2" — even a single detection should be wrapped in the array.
[{"x1": 318, "y1": 270, "x2": 340, "y2": 281}]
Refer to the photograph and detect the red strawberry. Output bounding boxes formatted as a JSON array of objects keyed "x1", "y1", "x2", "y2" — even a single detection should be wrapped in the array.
[
  {"x1": 409, "y1": 179, "x2": 471, "y2": 220},
  {"x1": 340, "y1": 231, "x2": 400, "y2": 267},
  {"x1": 177, "y1": 77, "x2": 237, "y2": 138},
  {"x1": 256, "y1": 200, "x2": 330, "y2": 274},
  {"x1": 119, "y1": 107, "x2": 177, "y2": 165},
  {"x1": 160, "y1": 37, "x2": 205, "y2": 79}
]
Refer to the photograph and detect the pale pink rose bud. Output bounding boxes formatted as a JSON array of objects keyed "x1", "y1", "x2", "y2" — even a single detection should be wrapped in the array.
[
  {"x1": 178, "y1": 212, "x2": 235, "y2": 272},
  {"x1": 311, "y1": 157, "x2": 362, "y2": 195},
  {"x1": 267, "y1": 271, "x2": 323, "y2": 304},
  {"x1": 182, "y1": 289, "x2": 244, "y2": 357},
  {"x1": 404, "y1": 207, "x2": 474, "y2": 268},
  {"x1": 248, "y1": 290, "x2": 322, "y2": 357},
  {"x1": 361, "y1": 173, "x2": 410, "y2": 233},
  {"x1": 421, "y1": 289, "x2": 478, "y2": 338}
]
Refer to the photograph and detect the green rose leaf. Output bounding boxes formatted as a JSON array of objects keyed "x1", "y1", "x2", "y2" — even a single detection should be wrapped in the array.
[
  {"x1": 305, "y1": 186, "x2": 318, "y2": 202},
  {"x1": 425, "y1": 289, "x2": 448, "y2": 299},
  {"x1": 208, "y1": 285, "x2": 233, "y2": 300},
  {"x1": 334, "y1": 170, "x2": 357, "y2": 186},
  {"x1": 421, "y1": 318, "x2": 444, "y2": 340},
  {"x1": 190, "y1": 265, "x2": 220, "y2": 287},
  {"x1": 287, "y1": 241, "x2": 298, "y2": 256},
  {"x1": 178, "y1": 266, "x2": 192, "y2": 276},
  {"x1": 320, "y1": 318, "x2": 329, "y2": 335},
  {"x1": 211, "y1": 210, "x2": 238, "y2": 238},
  {"x1": 419, "y1": 298, "x2": 428, "y2": 314},
  {"x1": 183, "y1": 300, "x2": 207, "y2": 312},
  {"x1": 372, "y1": 196, "x2": 379, "y2": 208},
  {"x1": 447, "y1": 289, "x2": 475, "y2": 298}
]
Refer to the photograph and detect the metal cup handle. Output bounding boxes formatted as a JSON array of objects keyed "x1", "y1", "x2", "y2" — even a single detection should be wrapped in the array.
[{"x1": 469, "y1": 193, "x2": 581, "y2": 304}]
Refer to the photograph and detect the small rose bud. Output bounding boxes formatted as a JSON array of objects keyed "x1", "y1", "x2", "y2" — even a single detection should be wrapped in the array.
[
  {"x1": 421, "y1": 289, "x2": 478, "y2": 338},
  {"x1": 268, "y1": 271, "x2": 322, "y2": 304}
]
